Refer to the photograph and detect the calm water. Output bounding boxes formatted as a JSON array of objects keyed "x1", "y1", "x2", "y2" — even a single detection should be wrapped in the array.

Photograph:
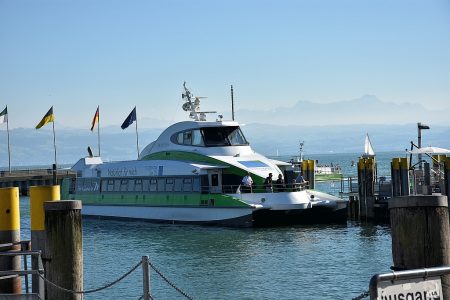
[{"x1": 16, "y1": 152, "x2": 402, "y2": 299}]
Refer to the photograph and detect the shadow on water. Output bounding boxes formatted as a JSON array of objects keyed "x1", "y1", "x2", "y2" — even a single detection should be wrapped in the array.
[{"x1": 81, "y1": 218, "x2": 392, "y2": 300}]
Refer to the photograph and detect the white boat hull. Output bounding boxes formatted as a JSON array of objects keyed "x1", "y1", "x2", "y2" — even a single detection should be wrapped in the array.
[{"x1": 82, "y1": 205, "x2": 255, "y2": 227}]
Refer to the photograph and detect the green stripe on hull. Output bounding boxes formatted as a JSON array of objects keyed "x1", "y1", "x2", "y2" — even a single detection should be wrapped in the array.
[{"x1": 71, "y1": 192, "x2": 251, "y2": 208}]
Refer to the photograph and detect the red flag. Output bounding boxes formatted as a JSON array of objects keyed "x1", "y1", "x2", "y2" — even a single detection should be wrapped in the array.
[{"x1": 91, "y1": 106, "x2": 99, "y2": 131}]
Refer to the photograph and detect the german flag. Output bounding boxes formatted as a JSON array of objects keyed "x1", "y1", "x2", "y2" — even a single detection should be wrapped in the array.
[
  {"x1": 36, "y1": 106, "x2": 55, "y2": 129},
  {"x1": 91, "y1": 106, "x2": 99, "y2": 131}
]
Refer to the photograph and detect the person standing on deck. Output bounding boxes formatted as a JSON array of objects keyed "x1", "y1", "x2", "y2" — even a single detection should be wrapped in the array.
[
  {"x1": 275, "y1": 174, "x2": 285, "y2": 192},
  {"x1": 242, "y1": 172, "x2": 253, "y2": 193},
  {"x1": 264, "y1": 173, "x2": 273, "y2": 192}
]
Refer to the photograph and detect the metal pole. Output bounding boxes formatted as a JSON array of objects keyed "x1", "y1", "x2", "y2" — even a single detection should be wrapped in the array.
[
  {"x1": 142, "y1": 256, "x2": 150, "y2": 300},
  {"x1": 6, "y1": 106, "x2": 11, "y2": 173},
  {"x1": 135, "y1": 107, "x2": 140, "y2": 159},
  {"x1": 418, "y1": 122, "x2": 422, "y2": 171},
  {"x1": 52, "y1": 120, "x2": 57, "y2": 168},
  {"x1": 231, "y1": 85, "x2": 235, "y2": 121},
  {"x1": 97, "y1": 106, "x2": 101, "y2": 157}
]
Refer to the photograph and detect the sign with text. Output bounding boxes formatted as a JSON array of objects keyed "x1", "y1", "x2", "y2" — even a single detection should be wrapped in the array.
[{"x1": 377, "y1": 277, "x2": 442, "y2": 300}]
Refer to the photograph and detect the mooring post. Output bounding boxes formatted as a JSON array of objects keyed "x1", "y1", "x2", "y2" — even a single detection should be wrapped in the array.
[
  {"x1": 0, "y1": 187, "x2": 21, "y2": 294},
  {"x1": 142, "y1": 256, "x2": 150, "y2": 300},
  {"x1": 29, "y1": 185, "x2": 60, "y2": 293},
  {"x1": 308, "y1": 160, "x2": 315, "y2": 190},
  {"x1": 44, "y1": 200, "x2": 83, "y2": 300},
  {"x1": 389, "y1": 195, "x2": 450, "y2": 299},
  {"x1": 399, "y1": 157, "x2": 410, "y2": 196},
  {"x1": 445, "y1": 157, "x2": 450, "y2": 196}
]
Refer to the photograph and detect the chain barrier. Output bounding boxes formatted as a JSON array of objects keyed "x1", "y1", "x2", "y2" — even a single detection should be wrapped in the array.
[
  {"x1": 352, "y1": 290, "x2": 370, "y2": 300},
  {"x1": 38, "y1": 259, "x2": 142, "y2": 295},
  {"x1": 36, "y1": 257, "x2": 191, "y2": 299},
  {"x1": 148, "y1": 260, "x2": 193, "y2": 300}
]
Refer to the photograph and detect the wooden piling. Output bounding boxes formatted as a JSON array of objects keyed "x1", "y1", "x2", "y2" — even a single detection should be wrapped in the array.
[
  {"x1": 0, "y1": 187, "x2": 21, "y2": 294},
  {"x1": 44, "y1": 200, "x2": 83, "y2": 300},
  {"x1": 389, "y1": 195, "x2": 450, "y2": 299}
]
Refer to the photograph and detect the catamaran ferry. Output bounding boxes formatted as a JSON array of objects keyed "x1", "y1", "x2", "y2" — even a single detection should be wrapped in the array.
[{"x1": 63, "y1": 84, "x2": 348, "y2": 227}]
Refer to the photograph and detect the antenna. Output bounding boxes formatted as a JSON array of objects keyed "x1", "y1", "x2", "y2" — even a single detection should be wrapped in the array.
[
  {"x1": 231, "y1": 85, "x2": 235, "y2": 121},
  {"x1": 181, "y1": 82, "x2": 216, "y2": 121}
]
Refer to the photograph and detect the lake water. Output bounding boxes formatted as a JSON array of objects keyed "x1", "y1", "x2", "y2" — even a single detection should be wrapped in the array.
[{"x1": 16, "y1": 152, "x2": 403, "y2": 299}]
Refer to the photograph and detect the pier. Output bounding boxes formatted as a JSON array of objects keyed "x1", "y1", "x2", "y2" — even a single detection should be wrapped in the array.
[{"x1": 0, "y1": 168, "x2": 76, "y2": 196}]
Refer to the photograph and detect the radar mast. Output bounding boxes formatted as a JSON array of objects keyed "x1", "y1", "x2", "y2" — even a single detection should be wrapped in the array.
[{"x1": 181, "y1": 82, "x2": 216, "y2": 121}]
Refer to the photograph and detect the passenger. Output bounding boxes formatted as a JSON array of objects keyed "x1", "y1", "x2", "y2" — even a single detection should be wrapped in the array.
[
  {"x1": 241, "y1": 172, "x2": 253, "y2": 193},
  {"x1": 295, "y1": 172, "x2": 305, "y2": 184},
  {"x1": 264, "y1": 173, "x2": 273, "y2": 192},
  {"x1": 295, "y1": 172, "x2": 307, "y2": 190},
  {"x1": 275, "y1": 174, "x2": 285, "y2": 192}
]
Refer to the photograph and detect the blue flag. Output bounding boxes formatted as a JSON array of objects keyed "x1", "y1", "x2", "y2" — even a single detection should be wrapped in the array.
[{"x1": 121, "y1": 107, "x2": 137, "y2": 129}]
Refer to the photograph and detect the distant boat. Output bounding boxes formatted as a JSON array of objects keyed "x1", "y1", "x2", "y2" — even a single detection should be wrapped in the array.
[
  {"x1": 290, "y1": 141, "x2": 342, "y2": 181},
  {"x1": 364, "y1": 134, "x2": 375, "y2": 157}
]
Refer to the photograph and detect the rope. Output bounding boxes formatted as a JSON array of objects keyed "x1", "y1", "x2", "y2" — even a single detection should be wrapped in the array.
[
  {"x1": 148, "y1": 260, "x2": 193, "y2": 300},
  {"x1": 352, "y1": 290, "x2": 370, "y2": 300},
  {"x1": 39, "y1": 259, "x2": 142, "y2": 295}
]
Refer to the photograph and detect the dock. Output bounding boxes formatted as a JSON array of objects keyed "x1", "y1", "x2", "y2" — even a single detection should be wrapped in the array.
[{"x1": 0, "y1": 168, "x2": 76, "y2": 196}]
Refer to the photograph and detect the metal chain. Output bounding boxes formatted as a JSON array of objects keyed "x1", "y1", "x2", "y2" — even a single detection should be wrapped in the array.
[
  {"x1": 39, "y1": 259, "x2": 142, "y2": 295},
  {"x1": 148, "y1": 260, "x2": 193, "y2": 300},
  {"x1": 352, "y1": 290, "x2": 370, "y2": 300}
]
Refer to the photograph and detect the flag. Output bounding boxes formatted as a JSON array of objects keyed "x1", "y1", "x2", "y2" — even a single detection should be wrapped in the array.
[
  {"x1": 36, "y1": 106, "x2": 55, "y2": 129},
  {"x1": 0, "y1": 106, "x2": 7, "y2": 124},
  {"x1": 91, "y1": 106, "x2": 99, "y2": 131},
  {"x1": 121, "y1": 107, "x2": 136, "y2": 129}
]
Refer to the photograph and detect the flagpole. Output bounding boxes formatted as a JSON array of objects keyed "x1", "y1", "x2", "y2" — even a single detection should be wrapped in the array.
[
  {"x1": 135, "y1": 107, "x2": 140, "y2": 159},
  {"x1": 97, "y1": 106, "x2": 101, "y2": 157},
  {"x1": 6, "y1": 106, "x2": 11, "y2": 173},
  {"x1": 52, "y1": 120, "x2": 57, "y2": 168}
]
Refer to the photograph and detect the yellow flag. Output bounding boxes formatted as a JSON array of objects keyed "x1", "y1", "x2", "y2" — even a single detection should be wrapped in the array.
[{"x1": 36, "y1": 106, "x2": 55, "y2": 129}]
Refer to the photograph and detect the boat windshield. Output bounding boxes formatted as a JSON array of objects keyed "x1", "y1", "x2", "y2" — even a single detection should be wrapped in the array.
[{"x1": 201, "y1": 126, "x2": 248, "y2": 147}]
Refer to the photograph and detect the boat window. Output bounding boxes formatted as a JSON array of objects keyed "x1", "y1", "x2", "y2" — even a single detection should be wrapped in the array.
[
  {"x1": 183, "y1": 178, "x2": 192, "y2": 192},
  {"x1": 149, "y1": 179, "x2": 157, "y2": 192},
  {"x1": 135, "y1": 179, "x2": 142, "y2": 192},
  {"x1": 114, "y1": 180, "x2": 121, "y2": 192},
  {"x1": 166, "y1": 178, "x2": 174, "y2": 192},
  {"x1": 120, "y1": 179, "x2": 128, "y2": 192},
  {"x1": 192, "y1": 177, "x2": 200, "y2": 192},
  {"x1": 128, "y1": 180, "x2": 136, "y2": 192},
  {"x1": 211, "y1": 174, "x2": 219, "y2": 186},
  {"x1": 177, "y1": 132, "x2": 183, "y2": 144},
  {"x1": 142, "y1": 179, "x2": 150, "y2": 191},
  {"x1": 183, "y1": 131, "x2": 192, "y2": 145},
  {"x1": 174, "y1": 178, "x2": 183, "y2": 192},
  {"x1": 201, "y1": 126, "x2": 248, "y2": 147},
  {"x1": 191, "y1": 130, "x2": 204, "y2": 146},
  {"x1": 157, "y1": 178, "x2": 165, "y2": 191}
]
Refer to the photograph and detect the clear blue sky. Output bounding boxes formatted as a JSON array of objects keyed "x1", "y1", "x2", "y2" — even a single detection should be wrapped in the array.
[{"x1": 1, "y1": 0, "x2": 449, "y2": 129}]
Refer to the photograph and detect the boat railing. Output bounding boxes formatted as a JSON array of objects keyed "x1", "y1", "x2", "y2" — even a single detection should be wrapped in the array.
[
  {"x1": 204, "y1": 182, "x2": 309, "y2": 194},
  {"x1": 0, "y1": 168, "x2": 76, "y2": 178}
]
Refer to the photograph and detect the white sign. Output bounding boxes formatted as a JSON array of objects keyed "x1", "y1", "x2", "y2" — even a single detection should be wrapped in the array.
[{"x1": 377, "y1": 277, "x2": 442, "y2": 300}]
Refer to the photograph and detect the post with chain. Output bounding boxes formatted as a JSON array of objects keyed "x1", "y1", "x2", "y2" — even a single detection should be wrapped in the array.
[
  {"x1": 44, "y1": 200, "x2": 83, "y2": 300},
  {"x1": 142, "y1": 256, "x2": 150, "y2": 300}
]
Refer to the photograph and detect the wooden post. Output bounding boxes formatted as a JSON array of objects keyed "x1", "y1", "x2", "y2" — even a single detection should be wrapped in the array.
[
  {"x1": 0, "y1": 187, "x2": 21, "y2": 294},
  {"x1": 391, "y1": 158, "x2": 401, "y2": 197},
  {"x1": 389, "y1": 195, "x2": 450, "y2": 299},
  {"x1": 445, "y1": 157, "x2": 450, "y2": 196},
  {"x1": 44, "y1": 200, "x2": 83, "y2": 300},
  {"x1": 142, "y1": 256, "x2": 150, "y2": 300}
]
